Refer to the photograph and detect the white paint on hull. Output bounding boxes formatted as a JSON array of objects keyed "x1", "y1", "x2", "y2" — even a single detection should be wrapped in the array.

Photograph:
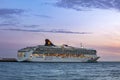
[{"x1": 23, "y1": 56, "x2": 98, "y2": 62}]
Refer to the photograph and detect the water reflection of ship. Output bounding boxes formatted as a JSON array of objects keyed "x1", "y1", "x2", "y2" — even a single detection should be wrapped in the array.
[{"x1": 17, "y1": 39, "x2": 100, "y2": 62}]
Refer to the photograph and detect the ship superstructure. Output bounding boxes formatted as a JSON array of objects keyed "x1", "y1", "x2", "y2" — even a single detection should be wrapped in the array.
[{"x1": 17, "y1": 39, "x2": 99, "y2": 62}]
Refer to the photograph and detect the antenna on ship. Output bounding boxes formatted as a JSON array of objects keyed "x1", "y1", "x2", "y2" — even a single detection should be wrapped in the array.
[{"x1": 80, "y1": 43, "x2": 84, "y2": 48}]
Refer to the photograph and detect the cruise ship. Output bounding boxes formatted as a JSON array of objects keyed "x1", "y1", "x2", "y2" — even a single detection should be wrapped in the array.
[{"x1": 17, "y1": 39, "x2": 100, "y2": 62}]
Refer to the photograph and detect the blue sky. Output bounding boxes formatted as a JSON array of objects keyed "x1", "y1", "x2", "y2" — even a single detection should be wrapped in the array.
[{"x1": 0, "y1": 0, "x2": 120, "y2": 61}]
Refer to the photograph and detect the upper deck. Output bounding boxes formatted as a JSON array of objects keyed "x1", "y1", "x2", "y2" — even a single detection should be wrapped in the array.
[
  {"x1": 18, "y1": 39, "x2": 97, "y2": 55},
  {"x1": 33, "y1": 45, "x2": 97, "y2": 55}
]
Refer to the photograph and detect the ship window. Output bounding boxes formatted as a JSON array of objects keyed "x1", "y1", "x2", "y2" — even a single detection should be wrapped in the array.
[{"x1": 18, "y1": 52, "x2": 24, "y2": 57}]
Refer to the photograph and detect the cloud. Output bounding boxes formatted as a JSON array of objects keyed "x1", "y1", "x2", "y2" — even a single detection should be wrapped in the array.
[
  {"x1": 0, "y1": 23, "x2": 41, "y2": 30},
  {"x1": 35, "y1": 14, "x2": 52, "y2": 18},
  {"x1": 0, "y1": 8, "x2": 25, "y2": 27},
  {"x1": 23, "y1": 25, "x2": 40, "y2": 28},
  {"x1": 55, "y1": 0, "x2": 120, "y2": 11},
  {"x1": 0, "y1": 8, "x2": 25, "y2": 18},
  {"x1": 49, "y1": 29, "x2": 91, "y2": 34},
  {"x1": 0, "y1": 28, "x2": 91, "y2": 34},
  {"x1": 0, "y1": 23, "x2": 16, "y2": 26}
]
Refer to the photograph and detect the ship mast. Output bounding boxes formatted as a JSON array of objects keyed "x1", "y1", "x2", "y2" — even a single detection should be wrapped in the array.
[{"x1": 80, "y1": 43, "x2": 84, "y2": 48}]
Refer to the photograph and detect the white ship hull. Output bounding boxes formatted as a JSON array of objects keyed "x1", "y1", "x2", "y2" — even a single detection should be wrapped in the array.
[
  {"x1": 18, "y1": 52, "x2": 99, "y2": 62},
  {"x1": 27, "y1": 58, "x2": 99, "y2": 63},
  {"x1": 29, "y1": 57, "x2": 91, "y2": 62}
]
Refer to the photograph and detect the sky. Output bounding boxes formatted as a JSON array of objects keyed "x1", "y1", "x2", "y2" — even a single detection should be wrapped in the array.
[{"x1": 0, "y1": 0, "x2": 120, "y2": 61}]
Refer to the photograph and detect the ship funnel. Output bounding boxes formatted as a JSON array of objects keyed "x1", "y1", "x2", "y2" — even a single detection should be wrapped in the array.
[{"x1": 45, "y1": 39, "x2": 55, "y2": 46}]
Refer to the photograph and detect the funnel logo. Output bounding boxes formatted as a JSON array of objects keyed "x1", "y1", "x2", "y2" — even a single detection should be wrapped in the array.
[{"x1": 45, "y1": 39, "x2": 55, "y2": 46}]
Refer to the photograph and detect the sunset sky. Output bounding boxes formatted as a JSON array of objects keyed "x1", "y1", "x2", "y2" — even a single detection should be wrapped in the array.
[{"x1": 0, "y1": 0, "x2": 120, "y2": 61}]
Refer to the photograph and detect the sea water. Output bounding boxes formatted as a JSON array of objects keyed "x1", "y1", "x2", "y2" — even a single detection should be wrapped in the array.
[{"x1": 0, "y1": 62, "x2": 120, "y2": 80}]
